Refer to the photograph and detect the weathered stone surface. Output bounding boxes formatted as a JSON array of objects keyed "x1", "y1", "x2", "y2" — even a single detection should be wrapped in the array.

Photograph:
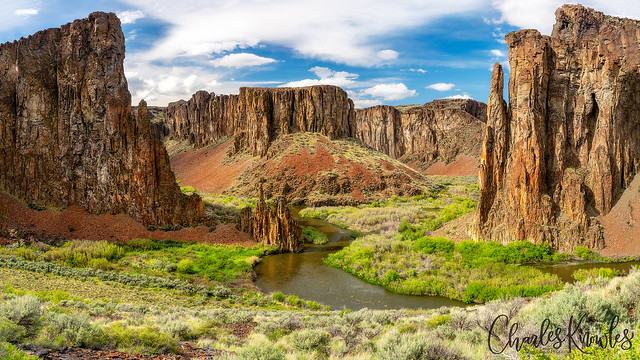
[
  {"x1": 0, "y1": 12, "x2": 204, "y2": 226},
  {"x1": 475, "y1": 4, "x2": 640, "y2": 251},
  {"x1": 164, "y1": 85, "x2": 354, "y2": 156},
  {"x1": 353, "y1": 99, "x2": 487, "y2": 167},
  {"x1": 239, "y1": 182, "x2": 303, "y2": 252}
]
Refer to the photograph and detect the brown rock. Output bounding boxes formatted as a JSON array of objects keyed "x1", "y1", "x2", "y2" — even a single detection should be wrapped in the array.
[
  {"x1": 474, "y1": 4, "x2": 640, "y2": 251},
  {"x1": 240, "y1": 182, "x2": 303, "y2": 252},
  {"x1": 164, "y1": 85, "x2": 354, "y2": 157},
  {"x1": 0, "y1": 12, "x2": 203, "y2": 226},
  {"x1": 353, "y1": 99, "x2": 487, "y2": 169}
]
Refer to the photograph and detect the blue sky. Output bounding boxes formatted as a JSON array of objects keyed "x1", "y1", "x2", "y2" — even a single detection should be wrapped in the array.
[{"x1": 2, "y1": 0, "x2": 638, "y2": 107}]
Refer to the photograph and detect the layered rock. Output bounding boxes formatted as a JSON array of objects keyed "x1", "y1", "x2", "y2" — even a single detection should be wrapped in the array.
[
  {"x1": 353, "y1": 99, "x2": 487, "y2": 167},
  {"x1": 0, "y1": 12, "x2": 203, "y2": 226},
  {"x1": 239, "y1": 182, "x2": 303, "y2": 252},
  {"x1": 475, "y1": 4, "x2": 640, "y2": 251},
  {"x1": 164, "y1": 85, "x2": 355, "y2": 156}
]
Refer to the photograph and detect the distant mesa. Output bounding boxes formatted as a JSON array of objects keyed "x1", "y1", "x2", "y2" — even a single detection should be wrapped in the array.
[
  {"x1": 163, "y1": 85, "x2": 486, "y2": 204},
  {"x1": 474, "y1": 4, "x2": 640, "y2": 253}
]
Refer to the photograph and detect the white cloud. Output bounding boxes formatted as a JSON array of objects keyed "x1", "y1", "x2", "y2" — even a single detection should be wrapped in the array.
[
  {"x1": 210, "y1": 53, "x2": 277, "y2": 68},
  {"x1": 490, "y1": 49, "x2": 505, "y2": 57},
  {"x1": 409, "y1": 68, "x2": 428, "y2": 73},
  {"x1": 116, "y1": 10, "x2": 145, "y2": 24},
  {"x1": 15, "y1": 8, "x2": 38, "y2": 16},
  {"x1": 351, "y1": 98, "x2": 383, "y2": 109},
  {"x1": 361, "y1": 83, "x2": 417, "y2": 101},
  {"x1": 281, "y1": 66, "x2": 358, "y2": 88},
  {"x1": 482, "y1": 16, "x2": 504, "y2": 25},
  {"x1": 492, "y1": 0, "x2": 640, "y2": 35},
  {"x1": 120, "y1": 0, "x2": 484, "y2": 66},
  {"x1": 444, "y1": 93, "x2": 473, "y2": 100},
  {"x1": 377, "y1": 49, "x2": 399, "y2": 60},
  {"x1": 426, "y1": 82, "x2": 455, "y2": 91}
]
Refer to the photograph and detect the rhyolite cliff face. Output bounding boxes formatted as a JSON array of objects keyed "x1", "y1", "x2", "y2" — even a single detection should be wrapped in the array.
[
  {"x1": 475, "y1": 4, "x2": 640, "y2": 251},
  {"x1": 0, "y1": 12, "x2": 204, "y2": 226},
  {"x1": 165, "y1": 86, "x2": 355, "y2": 157},
  {"x1": 164, "y1": 88, "x2": 486, "y2": 169},
  {"x1": 353, "y1": 99, "x2": 487, "y2": 167}
]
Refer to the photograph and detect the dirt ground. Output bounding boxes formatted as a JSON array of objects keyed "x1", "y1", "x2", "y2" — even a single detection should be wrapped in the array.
[
  {"x1": 0, "y1": 191, "x2": 253, "y2": 246},
  {"x1": 170, "y1": 139, "x2": 253, "y2": 194},
  {"x1": 423, "y1": 154, "x2": 479, "y2": 176}
]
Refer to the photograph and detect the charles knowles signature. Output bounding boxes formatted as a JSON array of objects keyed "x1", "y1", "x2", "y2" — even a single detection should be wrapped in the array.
[{"x1": 487, "y1": 314, "x2": 634, "y2": 354}]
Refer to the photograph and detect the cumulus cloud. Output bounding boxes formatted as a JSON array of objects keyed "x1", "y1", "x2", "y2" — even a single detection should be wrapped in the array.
[
  {"x1": 492, "y1": 0, "x2": 640, "y2": 35},
  {"x1": 281, "y1": 66, "x2": 359, "y2": 88},
  {"x1": 351, "y1": 98, "x2": 383, "y2": 109},
  {"x1": 490, "y1": 49, "x2": 505, "y2": 57},
  {"x1": 120, "y1": 0, "x2": 483, "y2": 66},
  {"x1": 444, "y1": 93, "x2": 473, "y2": 100},
  {"x1": 377, "y1": 49, "x2": 399, "y2": 60},
  {"x1": 15, "y1": 8, "x2": 38, "y2": 16},
  {"x1": 426, "y1": 82, "x2": 455, "y2": 91},
  {"x1": 211, "y1": 53, "x2": 277, "y2": 68},
  {"x1": 116, "y1": 10, "x2": 145, "y2": 24},
  {"x1": 361, "y1": 83, "x2": 417, "y2": 101}
]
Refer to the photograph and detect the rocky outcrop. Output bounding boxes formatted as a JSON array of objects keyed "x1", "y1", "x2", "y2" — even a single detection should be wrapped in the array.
[
  {"x1": 0, "y1": 12, "x2": 204, "y2": 226},
  {"x1": 165, "y1": 85, "x2": 355, "y2": 156},
  {"x1": 239, "y1": 182, "x2": 303, "y2": 252},
  {"x1": 353, "y1": 99, "x2": 487, "y2": 167},
  {"x1": 475, "y1": 4, "x2": 640, "y2": 251}
]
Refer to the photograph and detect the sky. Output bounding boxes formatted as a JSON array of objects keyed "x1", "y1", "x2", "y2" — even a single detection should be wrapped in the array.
[{"x1": 2, "y1": 1, "x2": 639, "y2": 108}]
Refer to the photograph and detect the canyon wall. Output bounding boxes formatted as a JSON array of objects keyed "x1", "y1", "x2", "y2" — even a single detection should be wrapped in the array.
[
  {"x1": 0, "y1": 12, "x2": 204, "y2": 226},
  {"x1": 165, "y1": 85, "x2": 355, "y2": 157},
  {"x1": 165, "y1": 88, "x2": 486, "y2": 166},
  {"x1": 353, "y1": 99, "x2": 486, "y2": 166},
  {"x1": 475, "y1": 4, "x2": 640, "y2": 251}
]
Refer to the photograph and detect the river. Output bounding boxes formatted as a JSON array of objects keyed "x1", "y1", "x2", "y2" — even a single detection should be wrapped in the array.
[{"x1": 254, "y1": 209, "x2": 640, "y2": 310}]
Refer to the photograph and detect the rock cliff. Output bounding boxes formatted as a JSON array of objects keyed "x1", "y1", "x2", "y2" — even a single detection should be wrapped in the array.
[
  {"x1": 0, "y1": 12, "x2": 204, "y2": 226},
  {"x1": 165, "y1": 85, "x2": 355, "y2": 157},
  {"x1": 239, "y1": 182, "x2": 303, "y2": 252},
  {"x1": 475, "y1": 4, "x2": 640, "y2": 251},
  {"x1": 353, "y1": 99, "x2": 486, "y2": 169}
]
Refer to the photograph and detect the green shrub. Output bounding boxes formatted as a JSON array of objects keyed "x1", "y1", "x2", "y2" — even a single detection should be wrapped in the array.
[
  {"x1": 0, "y1": 342, "x2": 39, "y2": 360},
  {"x1": 176, "y1": 259, "x2": 195, "y2": 274},
  {"x1": 302, "y1": 227, "x2": 329, "y2": 245},
  {"x1": 0, "y1": 317, "x2": 25, "y2": 342},
  {"x1": 413, "y1": 236, "x2": 454, "y2": 254},
  {"x1": 573, "y1": 267, "x2": 623, "y2": 282},
  {"x1": 211, "y1": 285, "x2": 233, "y2": 299},
  {"x1": 290, "y1": 329, "x2": 330, "y2": 353},
  {"x1": 38, "y1": 313, "x2": 105, "y2": 349},
  {"x1": 286, "y1": 295, "x2": 303, "y2": 307},
  {"x1": 574, "y1": 246, "x2": 602, "y2": 260},
  {"x1": 0, "y1": 295, "x2": 43, "y2": 336},
  {"x1": 272, "y1": 291, "x2": 286, "y2": 302},
  {"x1": 235, "y1": 342, "x2": 285, "y2": 360},
  {"x1": 88, "y1": 258, "x2": 112, "y2": 270},
  {"x1": 426, "y1": 314, "x2": 451, "y2": 328},
  {"x1": 106, "y1": 323, "x2": 177, "y2": 354}
]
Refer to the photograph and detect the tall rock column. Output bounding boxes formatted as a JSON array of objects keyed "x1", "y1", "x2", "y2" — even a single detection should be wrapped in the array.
[
  {"x1": 474, "y1": 4, "x2": 640, "y2": 251},
  {"x1": 0, "y1": 12, "x2": 204, "y2": 226}
]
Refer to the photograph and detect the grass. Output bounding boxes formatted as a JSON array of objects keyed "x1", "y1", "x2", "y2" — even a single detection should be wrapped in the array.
[
  {"x1": 300, "y1": 190, "x2": 478, "y2": 235},
  {"x1": 325, "y1": 234, "x2": 563, "y2": 303},
  {"x1": 3, "y1": 247, "x2": 640, "y2": 359},
  {"x1": 302, "y1": 227, "x2": 329, "y2": 245}
]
